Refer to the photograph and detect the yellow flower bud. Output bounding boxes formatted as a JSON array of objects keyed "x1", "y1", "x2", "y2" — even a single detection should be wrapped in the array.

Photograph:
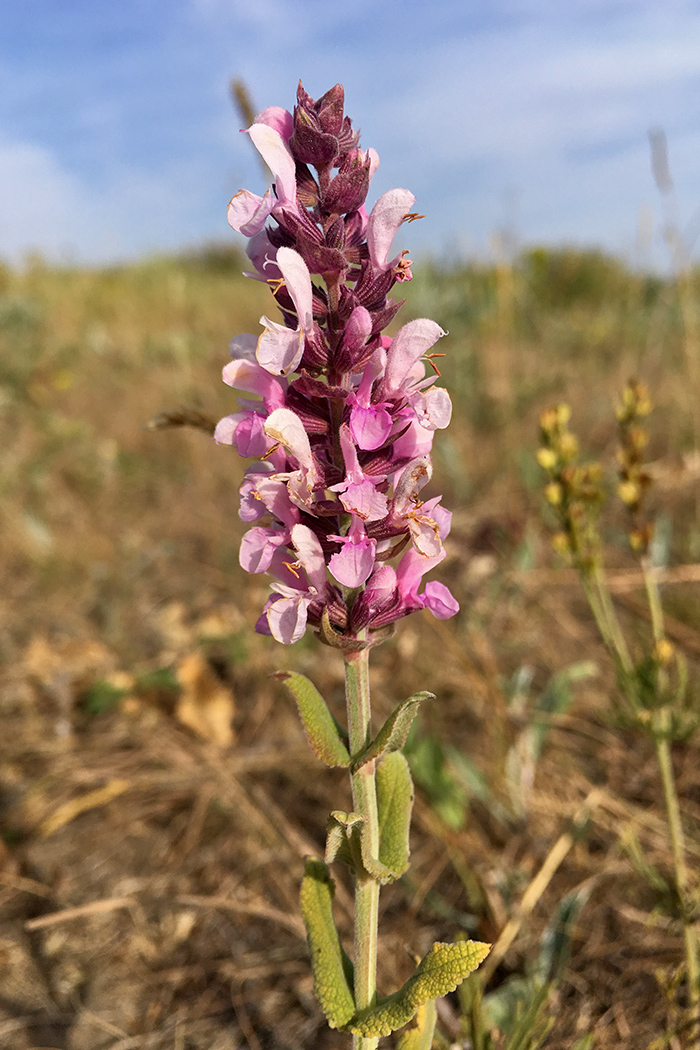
[
  {"x1": 653, "y1": 639, "x2": 674, "y2": 666},
  {"x1": 545, "y1": 482, "x2": 563, "y2": 506},
  {"x1": 555, "y1": 404, "x2": 572, "y2": 426},
  {"x1": 558, "y1": 433, "x2": 579, "y2": 461},
  {"x1": 551, "y1": 532, "x2": 571, "y2": 557},
  {"x1": 539, "y1": 408, "x2": 559, "y2": 433},
  {"x1": 629, "y1": 529, "x2": 646, "y2": 551},
  {"x1": 536, "y1": 447, "x2": 557, "y2": 470},
  {"x1": 618, "y1": 479, "x2": 640, "y2": 505}
]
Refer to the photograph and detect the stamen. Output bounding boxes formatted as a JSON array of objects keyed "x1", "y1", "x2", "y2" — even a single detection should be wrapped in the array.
[{"x1": 424, "y1": 352, "x2": 446, "y2": 378}]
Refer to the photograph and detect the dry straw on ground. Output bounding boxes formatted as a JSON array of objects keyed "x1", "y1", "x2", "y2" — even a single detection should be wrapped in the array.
[{"x1": 0, "y1": 247, "x2": 699, "y2": 1048}]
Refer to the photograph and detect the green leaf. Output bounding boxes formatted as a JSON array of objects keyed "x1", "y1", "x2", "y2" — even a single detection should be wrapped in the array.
[
  {"x1": 325, "y1": 809, "x2": 396, "y2": 884},
  {"x1": 273, "y1": 672, "x2": 350, "y2": 767},
  {"x1": 325, "y1": 810, "x2": 364, "y2": 869},
  {"x1": 347, "y1": 939, "x2": 491, "y2": 1038},
  {"x1": 299, "y1": 858, "x2": 356, "y2": 1029},
  {"x1": 396, "y1": 999, "x2": 438, "y2": 1050},
  {"x1": 376, "y1": 751, "x2": 414, "y2": 880},
  {"x1": 352, "y1": 692, "x2": 434, "y2": 771}
]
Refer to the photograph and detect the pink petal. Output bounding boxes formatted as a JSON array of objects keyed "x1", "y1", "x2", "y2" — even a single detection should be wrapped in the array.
[
  {"x1": 254, "y1": 106, "x2": 293, "y2": 141},
  {"x1": 276, "y1": 247, "x2": 313, "y2": 330},
  {"x1": 396, "y1": 547, "x2": 446, "y2": 598},
  {"x1": 407, "y1": 513, "x2": 443, "y2": 558},
  {"x1": 367, "y1": 188, "x2": 416, "y2": 270},
  {"x1": 422, "y1": 581, "x2": 459, "y2": 619},
  {"x1": 257, "y1": 322, "x2": 305, "y2": 376},
  {"x1": 213, "y1": 413, "x2": 241, "y2": 446},
  {"x1": 365, "y1": 147, "x2": 380, "y2": 181},
  {"x1": 343, "y1": 305, "x2": 372, "y2": 353},
  {"x1": 364, "y1": 564, "x2": 397, "y2": 603},
  {"x1": 267, "y1": 596, "x2": 310, "y2": 644},
  {"x1": 239, "y1": 526, "x2": 288, "y2": 574},
  {"x1": 222, "y1": 358, "x2": 286, "y2": 409},
  {"x1": 227, "y1": 188, "x2": 275, "y2": 237},
  {"x1": 391, "y1": 415, "x2": 434, "y2": 461},
  {"x1": 339, "y1": 479, "x2": 388, "y2": 522},
  {"x1": 415, "y1": 387, "x2": 452, "y2": 431},
  {"x1": 233, "y1": 413, "x2": 269, "y2": 457},
  {"x1": 239, "y1": 472, "x2": 273, "y2": 523},
  {"x1": 329, "y1": 537, "x2": 376, "y2": 588},
  {"x1": 247, "y1": 123, "x2": 297, "y2": 205},
  {"x1": 244, "y1": 230, "x2": 281, "y2": 282},
  {"x1": 384, "y1": 319, "x2": 446, "y2": 395},
  {"x1": 291, "y1": 523, "x2": 327, "y2": 595},
  {"x1": 264, "y1": 408, "x2": 315, "y2": 472},
  {"x1": 349, "y1": 403, "x2": 393, "y2": 451},
  {"x1": 254, "y1": 477, "x2": 300, "y2": 527},
  {"x1": 393, "y1": 457, "x2": 433, "y2": 513}
]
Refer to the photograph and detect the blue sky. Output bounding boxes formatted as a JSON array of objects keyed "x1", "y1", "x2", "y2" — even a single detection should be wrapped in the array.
[{"x1": 2, "y1": 0, "x2": 700, "y2": 266}]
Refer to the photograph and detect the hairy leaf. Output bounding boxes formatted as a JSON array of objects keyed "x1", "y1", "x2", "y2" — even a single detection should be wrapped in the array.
[
  {"x1": 352, "y1": 692, "x2": 434, "y2": 771},
  {"x1": 299, "y1": 858, "x2": 356, "y2": 1028},
  {"x1": 376, "y1": 751, "x2": 414, "y2": 880},
  {"x1": 326, "y1": 809, "x2": 396, "y2": 883},
  {"x1": 347, "y1": 940, "x2": 491, "y2": 1038},
  {"x1": 273, "y1": 671, "x2": 350, "y2": 767},
  {"x1": 396, "y1": 999, "x2": 438, "y2": 1050},
  {"x1": 325, "y1": 810, "x2": 364, "y2": 868}
]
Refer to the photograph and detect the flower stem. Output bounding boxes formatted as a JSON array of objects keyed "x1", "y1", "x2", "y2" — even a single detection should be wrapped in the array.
[
  {"x1": 345, "y1": 647, "x2": 380, "y2": 1050},
  {"x1": 655, "y1": 729, "x2": 700, "y2": 1043}
]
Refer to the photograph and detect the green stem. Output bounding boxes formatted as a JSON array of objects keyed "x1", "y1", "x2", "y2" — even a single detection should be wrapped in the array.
[
  {"x1": 655, "y1": 731, "x2": 700, "y2": 1042},
  {"x1": 345, "y1": 647, "x2": 380, "y2": 1050}
]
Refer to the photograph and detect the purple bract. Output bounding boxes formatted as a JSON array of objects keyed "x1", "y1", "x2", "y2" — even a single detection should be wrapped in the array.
[{"x1": 217, "y1": 82, "x2": 459, "y2": 646}]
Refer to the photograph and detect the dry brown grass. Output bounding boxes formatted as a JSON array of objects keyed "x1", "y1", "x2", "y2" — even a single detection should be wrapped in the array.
[{"x1": 0, "y1": 248, "x2": 698, "y2": 1049}]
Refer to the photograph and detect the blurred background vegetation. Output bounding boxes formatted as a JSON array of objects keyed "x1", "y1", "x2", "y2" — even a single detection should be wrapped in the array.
[{"x1": 1, "y1": 243, "x2": 699, "y2": 1049}]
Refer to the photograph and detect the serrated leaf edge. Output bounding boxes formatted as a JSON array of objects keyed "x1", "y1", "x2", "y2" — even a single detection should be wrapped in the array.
[{"x1": 345, "y1": 939, "x2": 491, "y2": 1038}]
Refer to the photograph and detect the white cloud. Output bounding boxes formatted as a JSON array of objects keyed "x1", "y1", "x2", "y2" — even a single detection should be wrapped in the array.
[{"x1": 0, "y1": 136, "x2": 229, "y2": 265}]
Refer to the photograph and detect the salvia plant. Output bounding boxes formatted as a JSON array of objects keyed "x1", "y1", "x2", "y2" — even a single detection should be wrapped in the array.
[
  {"x1": 216, "y1": 82, "x2": 490, "y2": 1048},
  {"x1": 538, "y1": 384, "x2": 700, "y2": 1046}
]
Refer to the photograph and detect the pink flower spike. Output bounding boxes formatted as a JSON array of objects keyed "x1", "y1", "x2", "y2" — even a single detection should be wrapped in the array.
[
  {"x1": 247, "y1": 123, "x2": 297, "y2": 206},
  {"x1": 367, "y1": 188, "x2": 416, "y2": 271},
  {"x1": 328, "y1": 519, "x2": 377, "y2": 588}
]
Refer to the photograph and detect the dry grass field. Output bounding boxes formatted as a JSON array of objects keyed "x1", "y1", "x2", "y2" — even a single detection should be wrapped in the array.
[{"x1": 1, "y1": 244, "x2": 699, "y2": 1049}]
